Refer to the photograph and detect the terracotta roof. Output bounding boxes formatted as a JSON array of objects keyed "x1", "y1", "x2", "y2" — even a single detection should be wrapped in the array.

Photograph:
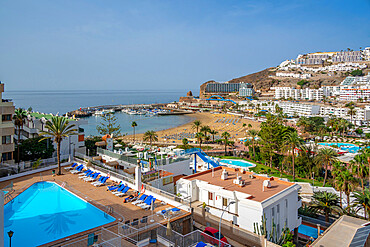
[{"x1": 185, "y1": 167, "x2": 295, "y2": 202}]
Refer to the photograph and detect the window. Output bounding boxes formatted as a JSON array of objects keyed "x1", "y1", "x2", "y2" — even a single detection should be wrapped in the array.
[
  {"x1": 2, "y1": 114, "x2": 11, "y2": 122},
  {"x1": 2, "y1": 152, "x2": 12, "y2": 161},
  {"x1": 223, "y1": 197, "x2": 228, "y2": 207},
  {"x1": 208, "y1": 192, "x2": 213, "y2": 201},
  {"x1": 277, "y1": 204, "x2": 280, "y2": 214},
  {"x1": 272, "y1": 207, "x2": 275, "y2": 217},
  {"x1": 285, "y1": 199, "x2": 288, "y2": 208},
  {"x1": 2, "y1": 135, "x2": 11, "y2": 144}
]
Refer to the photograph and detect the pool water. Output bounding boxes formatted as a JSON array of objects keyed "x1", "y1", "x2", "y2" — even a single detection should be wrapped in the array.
[
  {"x1": 298, "y1": 224, "x2": 323, "y2": 239},
  {"x1": 220, "y1": 159, "x2": 256, "y2": 168},
  {"x1": 4, "y1": 182, "x2": 115, "y2": 247},
  {"x1": 318, "y1": 142, "x2": 360, "y2": 153}
]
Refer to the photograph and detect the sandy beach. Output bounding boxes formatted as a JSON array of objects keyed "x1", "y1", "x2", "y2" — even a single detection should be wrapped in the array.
[{"x1": 121, "y1": 112, "x2": 260, "y2": 144}]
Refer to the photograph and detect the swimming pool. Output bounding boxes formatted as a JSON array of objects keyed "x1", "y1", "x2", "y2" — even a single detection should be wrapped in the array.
[
  {"x1": 220, "y1": 159, "x2": 256, "y2": 168},
  {"x1": 4, "y1": 182, "x2": 115, "y2": 247},
  {"x1": 298, "y1": 224, "x2": 323, "y2": 239},
  {"x1": 318, "y1": 142, "x2": 361, "y2": 153}
]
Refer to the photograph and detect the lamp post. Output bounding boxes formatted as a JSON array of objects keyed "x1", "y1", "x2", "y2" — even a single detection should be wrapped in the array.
[
  {"x1": 218, "y1": 201, "x2": 235, "y2": 247},
  {"x1": 312, "y1": 172, "x2": 315, "y2": 186},
  {"x1": 8, "y1": 230, "x2": 14, "y2": 247}
]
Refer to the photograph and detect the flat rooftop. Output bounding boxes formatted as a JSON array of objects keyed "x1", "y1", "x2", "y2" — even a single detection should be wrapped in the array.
[{"x1": 186, "y1": 167, "x2": 294, "y2": 202}]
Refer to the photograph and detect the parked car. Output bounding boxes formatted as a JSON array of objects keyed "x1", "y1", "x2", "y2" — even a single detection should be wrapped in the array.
[{"x1": 202, "y1": 227, "x2": 229, "y2": 246}]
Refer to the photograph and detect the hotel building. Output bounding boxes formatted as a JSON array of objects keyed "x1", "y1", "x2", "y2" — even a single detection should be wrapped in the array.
[
  {"x1": 0, "y1": 82, "x2": 15, "y2": 164},
  {"x1": 177, "y1": 167, "x2": 302, "y2": 234}
]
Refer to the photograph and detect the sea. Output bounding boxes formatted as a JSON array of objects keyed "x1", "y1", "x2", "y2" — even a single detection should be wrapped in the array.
[{"x1": 4, "y1": 90, "x2": 196, "y2": 136}]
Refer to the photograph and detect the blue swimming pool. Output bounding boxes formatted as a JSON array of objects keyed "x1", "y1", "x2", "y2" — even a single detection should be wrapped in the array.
[
  {"x1": 220, "y1": 159, "x2": 256, "y2": 168},
  {"x1": 4, "y1": 182, "x2": 115, "y2": 247},
  {"x1": 298, "y1": 224, "x2": 323, "y2": 239},
  {"x1": 318, "y1": 142, "x2": 361, "y2": 153}
]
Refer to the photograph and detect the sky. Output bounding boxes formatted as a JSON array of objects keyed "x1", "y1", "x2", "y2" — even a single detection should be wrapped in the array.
[{"x1": 0, "y1": 0, "x2": 369, "y2": 92}]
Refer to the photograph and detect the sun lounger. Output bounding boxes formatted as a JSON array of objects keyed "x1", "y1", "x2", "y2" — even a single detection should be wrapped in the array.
[
  {"x1": 136, "y1": 195, "x2": 153, "y2": 208},
  {"x1": 79, "y1": 170, "x2": 92, "y2": 179},
  {"x1": 91, "y1": 175, "x2": 105, "y2": 186},
  {"x1": 112, "y1": 185, "x2": 127, "y2": 195},
  {"x1": 70, "y1": 165, "x2": 84, "y2": 174},
  {"x1": 107, "y1": 184, "x2": 120, "y2": 191},
  {"x1": 64, "y1": 163, "x2": 78, "y2": 170},
  {"x1": 110, "y1": 184, "x2": 125, "y2": 193},
  {"x1": 93, "y1": 176, "x2": 109, "y2": 187},
  {"x1": 114, "y1": 186, "x2": 130, "y2": 197},
  {"x1": 141, "y1": 198, "x2": 156, "y2": 210},
  {"x1": 132, "y1": 194, "x2": 147, "y2": 205},
  {"x1": 84, "y1": 172, "x2": 100, "y2": 182}
]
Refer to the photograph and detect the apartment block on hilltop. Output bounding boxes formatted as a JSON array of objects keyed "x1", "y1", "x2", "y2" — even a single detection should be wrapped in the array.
[
  {"x1": 177, "y1": 167, "x2": 302, "y2": 235},
  {"x1": 0, "y1": 82, "x2": 15, "y2": 164}
]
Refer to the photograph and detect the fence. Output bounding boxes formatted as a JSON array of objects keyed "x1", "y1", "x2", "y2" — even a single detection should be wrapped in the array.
[
  {"x1": 61, "y1": 227, "x2": 122, "y2": 247},
  {"x1": 97, "y1": 148, "x2": 138, "y2": 164},
  {"x1": 20, "y1": 154, "x2": 70, "y2": 172}
]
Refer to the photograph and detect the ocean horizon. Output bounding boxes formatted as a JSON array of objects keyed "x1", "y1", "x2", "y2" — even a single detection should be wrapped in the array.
[{"x1": 4, "y1": 89, "x2": 198, "y2": 136}]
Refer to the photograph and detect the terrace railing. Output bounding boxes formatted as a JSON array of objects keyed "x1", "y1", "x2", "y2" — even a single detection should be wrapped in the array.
[{"x1": 97, "y1": 147, "x2": 138, "y2": 165}]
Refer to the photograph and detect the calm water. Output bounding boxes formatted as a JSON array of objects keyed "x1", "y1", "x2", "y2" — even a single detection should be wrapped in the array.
[
  {"x1": 4, "y1": 182, "x2": 115, "y2": 247},
  {"x1": 4, "y1": 90, "x2": 195, "y2": 136}
]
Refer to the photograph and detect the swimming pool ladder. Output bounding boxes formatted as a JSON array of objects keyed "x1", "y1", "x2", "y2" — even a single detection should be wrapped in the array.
[{"x1": 4, "y1": 193, "x2": 14, "y2": 204}]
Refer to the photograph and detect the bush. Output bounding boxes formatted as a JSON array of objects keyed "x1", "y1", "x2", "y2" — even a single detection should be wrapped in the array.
[
  {"x1": 350, "y1": 69, "x2": 363, "y2": 76},
  {"x1": 297, "y1": 80, "x2": 309, "y2": 86}
]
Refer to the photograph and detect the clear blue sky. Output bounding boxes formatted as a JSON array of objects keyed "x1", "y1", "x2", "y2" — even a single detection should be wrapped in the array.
[{"x1": 1, "y1": 0, "x2": 369, "y2": 91}]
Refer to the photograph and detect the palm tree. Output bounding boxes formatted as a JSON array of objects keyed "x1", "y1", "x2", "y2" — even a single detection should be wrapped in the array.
[
  {"x1": 182, "y1": 138, "x2": 188, "y2": 146},
  {"x1": 209, "y1": 130, "x2": 218, "y2": 142},
  {"x1": 192, "y1": 120, "x2": 202, "y2": 133},
  {"x1": 314, "y1": 148, "x2": 338, "y2": 186},
  {"x1": 13, "y1": 108, "x2": 27, "y2": 164},
  {"x1": 333, "y1": 164, "x2": 344, "y2": 208},
  {"x1": 340, "y1": 170, "x2": 356, "y2": 207},
  {"x1": 195, "y1": 132, "x2": 205, "y2": 150},
  {"x1": 143, "y1": 130, "x2": 158, "y2": 146},
  {"x1": 200, "y1": 125, "x2": 211, "y2": 139},
  {"x1": 248, "y1": 123, "x2": 252, "y2": 129},
  {"x1": 131, "y1": 121, "x2": 137, "y2": 142},
  {"x1": 247, "y1": 129, "x2": 258, "y2": 159},
  {"x1": 221, "y1": 131, "x2": 231, "y2": 155},
  {"x1": 351, "y1": 154, "x2": 368, "y2": 192},
  {"x1": 310, "y1": 191, "x2": 342, "y2": 222},
  {"x1": 282, "y1": 131, "x2": 303, "y2": 180},
  {"x1": 352, "y1": 189, "x2": 370, "y2": 220},
  {"x1": 360, "y1": 148, "x2": 370, "y2": 187},
  {"x1": 40, "y1": 116, "x2": 77, "y2": 175},
  {"x1": 347, "y1": 106, "x2": 356, "y2": 124}
]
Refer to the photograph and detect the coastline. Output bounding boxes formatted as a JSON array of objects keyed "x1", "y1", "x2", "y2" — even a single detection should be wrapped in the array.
[{"x1": 121, "y1": 112, "x2": 261, "y2": 144}]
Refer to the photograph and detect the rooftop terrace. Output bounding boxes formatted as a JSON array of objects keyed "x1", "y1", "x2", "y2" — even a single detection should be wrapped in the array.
[{"x1": 186, "y1": 166, "x2": 294, "y2": 202}]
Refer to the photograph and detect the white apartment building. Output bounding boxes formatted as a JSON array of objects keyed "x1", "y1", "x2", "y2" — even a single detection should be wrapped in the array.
[
  {"x1": 16, "y1": 113, "x2": 87, "y2": 157},
  {"x1": 275, "y1": 72, "x2": 312, "y2": 79},
  {"x1": 278, "y1": 102, "x2": 320, "y2": 117},
  {"x1": 177, "y1": 167, "x2": 302, "y2": 235},
  {"x1": 319, "y1": 105, "x2": 370, "y2": 125},
  {"x1": 339, "y1": 85, "x2": 370, "y2": 102},
  {"x1": 273, "y1": 87, "x2": 324, "y2": 101}
]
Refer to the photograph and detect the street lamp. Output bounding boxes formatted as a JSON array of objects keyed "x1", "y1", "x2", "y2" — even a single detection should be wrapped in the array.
[
  {"x1": 218, "y1": 201, "x2": 235, "y2": 247},
  {"x1": 8, "y1": 230, "x2": 14, "y2": 247}
]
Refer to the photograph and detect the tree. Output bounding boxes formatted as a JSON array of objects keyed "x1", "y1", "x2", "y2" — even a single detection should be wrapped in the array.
[
  {"x1": 195, "y1": 132, "x2": 205, "y2": 149},
  {"x1": 310, "y1": 191, "x2": 342, "y2": 222},
  {"x1": 40, "y1": 116, "x2": 77, "y2": 175},
  {"x1": 221, "y1": 131, "x2": 231, "y2": 155},
  {"x1": 143, "y1": 130, "x2": 158, "y2": 146},
  {"x1": 16, "y1": 136, "x2": 54, "y2": 161},
  {"x1": 131, "y1": 121, "x2": 137, "y2": 142},
  {"x1": 332, "y1": 163, "x2": 345, "y2": 207},
  {"x1": 360, "y1": 148, "x2": 370, "y2": 187},
  {"x1": 96, "y1": 114, "x2": 121, "y2": 136},
  {"x1": 314, "y1": 148, "x2": 338, "y2": 186},
  {"x1": 13, "y1": 108, "x2": 28, "y2": 164},
  {"x1": 247, "y1": 129, "x2": 259, "y2": 159},
  {"x1": 340, "y1": 170, "x2": 356, "y2": 206},
  {"x1": 347, "y1": 106, "x2": 356, "y2": 124},
  {"x1": 282, "y1": 131, "x2": 303, "y2": 180},
  {"x1": 192, "y1": 120, "x2": 202, "y2": 133},
  {"x1": 209, "y1": 129, "x2": 218, "y2": 142},
  {"x1": 351, "y1": 154, "x2": 368, "y2": 192},
  {"x1": 182, "y1": 138, "x2": 188, "y2": 146},
  {"x1": 352, "y1": 189, "x2": 370, "y2": 220},
  {"x1": 200, "y1": 125, "x2": 211, "y2": 139}
]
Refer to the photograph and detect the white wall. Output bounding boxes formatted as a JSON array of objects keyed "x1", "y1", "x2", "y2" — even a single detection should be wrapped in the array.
[{"x1": 160, "y1": 159, "x2": 193, "y2": 176}]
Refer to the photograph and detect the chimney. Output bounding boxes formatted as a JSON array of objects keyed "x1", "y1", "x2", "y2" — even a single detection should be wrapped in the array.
[
  {"x1": 221, "y1": 169, "x2": 228, "y2": 180},
  {"x1": 262, "y1": 180, "x2": 271, "y2": 192}
]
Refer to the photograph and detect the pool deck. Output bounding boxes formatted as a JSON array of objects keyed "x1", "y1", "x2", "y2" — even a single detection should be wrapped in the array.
[{"x1": 1, "y1": 165, "x2": 191, "y2": 246}]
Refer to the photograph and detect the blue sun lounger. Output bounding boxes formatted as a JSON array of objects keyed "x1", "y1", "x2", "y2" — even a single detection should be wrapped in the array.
[
  {"x1": 110, "y1": 184, "x2": 125, "y2": 193},
  {"x1": 141, "y1": 197, "x2": 156, "y2": 210},
  {"x1": 64, "y1": 163, "x2": 78, "y2": 170},
  {"x1": 70, "y1": 165, "x2": 84, "y2": 174},
  {"x1": 112, "y1": 185, "x2": 126, "y2": 195},
  {"x1": 114, "y1": 186, "x2": 130, "y2": 197},
  {"x1": 137, "y1": 195, "x2": 152, "y2": 208},
  {"x1": 84, "y1": 172, "x2": 100, "y2": 182},
  {"x1": 107, "y1": 183, "x2": 123, "y2": 191},
  {"x1": 132, "y1": 194, "x2": 147, "y2": 205},
  {"x1": 93, "y1": 176, "x2": 109, "y2": 187},
  {"x1": 79, "y1": 170, "x2": 92, "y2": 179}
]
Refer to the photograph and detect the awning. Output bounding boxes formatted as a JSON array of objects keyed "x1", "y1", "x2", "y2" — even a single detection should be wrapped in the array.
[
  {"x1": 93, "y1": 156, "x2": 102, "y2": 161},
  {"x1": 95, "y1": 141, "x2": 106, "y2": 147},
  {"x1": 106, "y1": 161, "x2": 119, "y2": 167}
]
